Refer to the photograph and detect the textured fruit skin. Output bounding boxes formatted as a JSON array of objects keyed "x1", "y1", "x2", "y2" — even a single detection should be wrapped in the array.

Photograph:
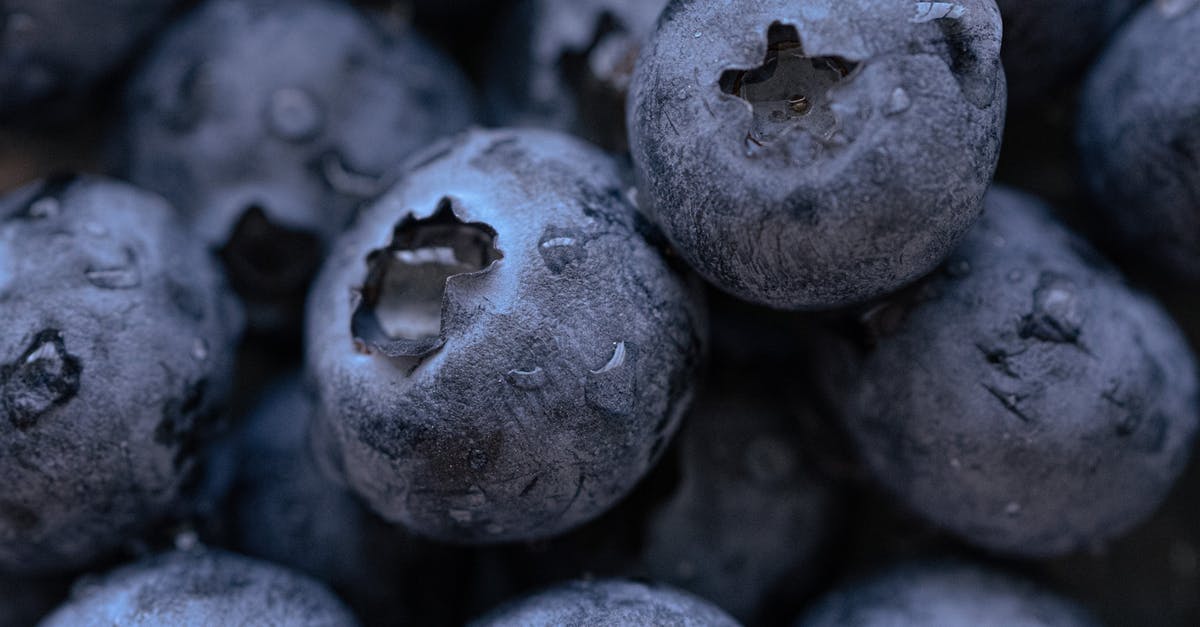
[
  {"x1": 629, "y1": 0, "x2": 1005, "y2": 310},
  {"x1": 0, "y1": 0, "x2": 179, "y2": 121},
  {"x1": 485, "y1": 0, "x2": 665, "y2": 152},
  {"x1": 38, "y1": 549, "x2": 359, "y2": 626},
  {"x1": 997, "y1": 0, "x2": 1140, "y2": 110},
  {"x1": 0, "y1": 176, "x2": 241, "y2": 575},
  {"x1": 471, "y1": 579, "x2": 741, "y2": 627},
  {"x1": 797, "y1": 562, "x2": 1098, "y2": 627},
  {"x1": 117, "y1": 0, "x2": 477, "y2": 332},
  {"x1": 1078, "y1": 1, "x2": 1200, "y2": 281},
  {"x1": 821, "y1": 187, "x2": 1199, "y2": 557},
  {"x1": 306, "y1": 128, "x2": 705, "y2": 544},
  {"x1": 225, "y1": 376, "x2": 470, "y2": 626}
]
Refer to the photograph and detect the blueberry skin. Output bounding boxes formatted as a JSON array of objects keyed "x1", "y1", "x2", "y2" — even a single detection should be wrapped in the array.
[
  {"x1": 1078, "y1": 2, "x2": 1200, "y2": 281},
  {"x1": 997, "y1": 0, "x2": 1140, "y2": 111},
  {"x1": 821, "y1": 186, "x2": 1199, "y2": 557},
  {"x1": 472, "y1": 579, "x2": 740, "y2": 627},
  {"x1": 486, "y1": 0, "x2": 666, "y2": 153},
  {"x1": 38, "y1": 549, "x2": 359, "y2": 626},
  {"x1": 0, "y1": 0, "x2": 179, "y2": 121},
  {"x1": 0, "y1": 175, "x2": 241, "y2": 575},
  {"x1": 227, "y1": 376, "x2": 469, "y2": 626},
  {"x1": 639, "y1": 360, "x2": 841, "y2": 623},
  {"x1": 797, "y1": 562, "x2": 1097, "y2": 627},
  {"x1": 629, "y1": 0, "x2": 1005, "y2": 310},
  {"x1": 306, "y1": 128, "x2": 705, "y2": 543},
  {"x1": 118, "y1": 0, "x2": 477, "y2": 333}
]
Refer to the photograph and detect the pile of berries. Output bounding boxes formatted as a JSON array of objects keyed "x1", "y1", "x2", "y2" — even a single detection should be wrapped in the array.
[{"x1": 2, "y1": 0, "x2": 1198, "y2": 625}]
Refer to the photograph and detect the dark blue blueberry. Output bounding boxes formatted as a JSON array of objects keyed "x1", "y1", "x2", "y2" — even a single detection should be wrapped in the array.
[
  {"x1": 306, "y1": 128, "x2": 705, "y2": 543},
  {"x1": 797, "y1": 561, "x2": 1097, "y2": 626},
  {"x1": 1078, "y1": 1, "x2": 1200, "y2": 281},
  {"x1": 0, "y1": 175, "x2": 241, "y2": 575},
  {"x1": 472, "y1": 579, "x2": 740, "y2": 626},
  {"x1": 628, "y1": 0, "x2": 1006, "y2": 309},
  {"x1": 117, "y1": 0, "x2": 478, "y2": 334},
  {"x1": 818, "y1": 186, "x2": 1198, "y2": 556},
  {"x1": 40, "y1": 549, "x2": 358, "y2": 626}
]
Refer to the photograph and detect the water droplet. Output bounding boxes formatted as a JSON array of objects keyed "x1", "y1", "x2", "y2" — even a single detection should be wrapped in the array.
[
  {"x1": 885, "y1": 87, "x2": 911, "y2": 116},
  {"x1": 505, "y1": 367, "x2": 546, "y2": 390},
  {"x1": 590, "y1": 341, "x2": 626, "y2": 374},
  {"x1": 1006, "y1": 269, "x2": 1024, "y2": 283},
  {"x1": 586, "y1": 341, "x2": 635, "y2": 416},
  {"x1": 191, "y1": 338, "x2": 209, "y2": 361},
  {"x1": 1004, "y1": 501, "x2": 1022, "y2": 516},
  {"x1": 267, "y1": 87, "x2": 324, "y2": 142},
  {"x1": 174, "y1": 530, "x2": 199, "y2": 550},
  {"x1": 538, "y1": 226, "x2": 587, "y2": 274},
  {"x1": 29, "y1": 198, "x2": 59, "y2": 219},
  {"x1": 84, "y1": 247, "x2": 141, "y2": 290},
  {"x1": 692, "y1": 31, "x2": 702, "y2": 38}
]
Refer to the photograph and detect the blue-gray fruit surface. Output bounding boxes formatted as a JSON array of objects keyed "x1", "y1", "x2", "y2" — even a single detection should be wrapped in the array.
[
  {"x1": 486, "y1": 0, "x2": 666, "y2": 152},
  {"x1": 118, "y1": 0, "x2": 477, "y2": 333},
  {"x1": 306, "y1": 128, "x2": 705, "y2": 543},
  {"x1": 628, "y1": 0, "x2": 1006, "y2": 310},
  {"x1": 38, "y1": 549, "x2": 359, "y2": 626},
  {"x1": 472, "y1": 578, "x2": 740, "y2": 627},
  {"x1": 797, "y1": 561, "x2": 1097, "y2": 626},
  {"x1": 0, "y1": 175, "x2": 241, "y2": 575},
  {"x1": 1078, "y1": 0, "x2": 1200, "y2": 281},
  {"x1": 997, "y1": 0, "x2": 1142, "y2": 110},
  {"x1": 821, "y1": 186, "x2": 1199, "y2": 556},
  {"x1": 0, "y1": 0, "x2": 179, "y2": 121},
  {"x1": 226, "y1": 376, "x2": 469, "y2": 625}
]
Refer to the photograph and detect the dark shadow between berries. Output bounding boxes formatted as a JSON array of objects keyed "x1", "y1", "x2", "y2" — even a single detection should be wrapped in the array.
[
  {"x1": 352, "y1": 197, "x2": 503, "y2": 361},
  {"x1": 218, "y1": 205, "x2": 325, "y2": 301},
  {"x1": 719, "y1": 22, "x2": 859, "y2": 147}
]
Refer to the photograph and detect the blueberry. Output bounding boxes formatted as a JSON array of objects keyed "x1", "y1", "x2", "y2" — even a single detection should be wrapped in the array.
[
  {"x1": 628, "y1": 0, "x2": 1006, "y2": 310},
  {"x1": 0, "y1": 175, "x2": 241, "y2": 575},
  {"x1": 39, "y1": 549, "x2": 359, "y2": 626},
  {"x1": 0, "y1": 0, "x2": 179, "y2": 122},
  {"x1": 472, "y1": 579, "x2": 740, "y2": 626},
  {"x1": 997, "y1": 0, "x2": 1140, "y2": 110},
  {"x1": 818, "y1": 186, "x2": 1198, "y2": 556},
  {"x1": 637, "y1": 357, "x2": 842, "y2": 623},
  {"x1": 117, "y1": 0, "x2": 478, "y2": 334},
  {"x1": 797, "y1": 561, "x2": 1097, "y2": 626},
  {"x1": 306, "y1": 128, "x2": 705, "y2": 543},
  {"x1": 225, "y1": 375, "x2": 471, "y2": 625},
  {"x1": 486, "y1": 0, "x2": 666, "y2": 153},
  {"x1": 1078, "y1": 1, "x2": 1200, "y2": 281}
]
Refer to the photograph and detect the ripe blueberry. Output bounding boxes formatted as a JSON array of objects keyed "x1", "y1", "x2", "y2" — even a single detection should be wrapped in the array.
[
  {"x1": 798, "y1": 561, "x2": 1097, "y2": 626},
  {"x1": 486, "y1": 0, "x2": 666, "y2": 153},
  {"x1": 628, "y1": 0, "x2": 1006, "y2": 309},
  {"x1": 472, "y1": 579, "x2": 740, "y2": 627},
  {"x1": 818, "y1": 186, "x2": 1199, "y2": 556},
  {"x1": 39, "y1": 549, "x2": 359, "y2": 626},
  {"x1": 306, "y1": 128, "x2": 705, "y2": 543},
  {"x1": 1078, "y1": 1, "x2": 1200, "y2": 281},
  {"x1": 0, "y1": 175, "x2": 241, "y2": 575},
  {"x1": 117, "y1": 0, "x2": 478, "y2": 333}
]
